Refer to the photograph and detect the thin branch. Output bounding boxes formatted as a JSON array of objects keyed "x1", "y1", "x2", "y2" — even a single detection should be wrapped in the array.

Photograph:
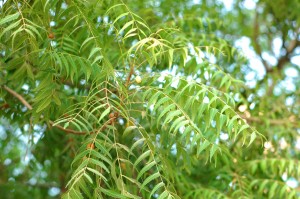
[
  {"x1": 25, "y1": 182, "x2": 59, "y2": 188},
  {"x1": 286, "y1": 38, "x2": 300, "y2": 54},
  {"x1": 61, "y1": 78, "x2": 91, "y2": 90},
  {"x1": 252, "y1": 11, "x2": 300, "y2": 74},
  {"x1": 252, "y1": 11, "x2": 271, "y2": 72},
  {"x1": 125, "y1": 63, "x2": 135, "y2": 87},
  {"x1": 240, "y1": 114, "x2": 299, "y2": 127},
  {"x1": 265, "y1": 37, "x2": 299, "y2": 73},
  {"x1": 3, "y1": 85, "x2": 33, "y2": 110},
  {"x1": 0, "y1": 181, "x2": 59, "y2": 189},
  {"x1": 49, "y1": 121, "x2": 86, "y2": 135},
  {"x1": 2, "y1": 85, "x2": 87, "y2": 135}
]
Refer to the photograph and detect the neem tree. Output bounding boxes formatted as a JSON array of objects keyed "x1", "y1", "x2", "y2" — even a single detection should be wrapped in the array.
[{"x1": 0, "y1": 0, "x2": 299, "y2": 198}]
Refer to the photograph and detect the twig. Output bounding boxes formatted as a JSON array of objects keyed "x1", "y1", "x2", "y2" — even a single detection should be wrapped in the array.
[
  {"x1": 2, "y1": 85, "x2": 87, "y2": 135},
  {"x1": 49, "y1": 121, "x2": 86, "y2": 135},
  {"x1": 252, "y1": 11, "x2": 300, "y2": 74},
  {"x1": 3, "y1": 85, "x2": 33, "y2": 110},
  {"x1": 125, "y1": 64, "x2": 134, "y2": 87},
  {"x1": 252, "y1": 11, "x2": 271, "y2": 72},
  {"x1": 240, "y1": 114, "x2": 299, "y2": 127},
  {"x1": 0, "y1": 181, "x2": 59, "y2": 188},
  {"x1": 274, "y1": 38, "x2": 300, "y2": 72},
  {"x1": 25, "y1": 182, "x2": 59, "y2": 188}
]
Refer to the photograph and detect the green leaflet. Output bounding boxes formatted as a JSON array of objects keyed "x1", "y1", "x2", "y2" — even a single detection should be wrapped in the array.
[
  {"x1": 134, "y1": 150, "x2": 151, "y2": 167},
  {"x1": 141, "y1": 172, "x2": 160, "y2": 190},
  {"x1": 0, "y1": 13, "x2": 19, "y2": 26}
]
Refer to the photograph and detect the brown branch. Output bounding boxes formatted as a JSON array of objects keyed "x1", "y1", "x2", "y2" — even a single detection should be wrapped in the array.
[
  {"x1": 252, "y1": 11, "x2": 271, "y2": 72},
  {"x1": 49, "y1": 121, "x2": 86, "y2": 135},
  {"x1": 25, "y1": 182, "x2": 59, "y2": 188},
  {"x1": 286, "y1": 38, "x2": 300, "y2": 54},
  {"x1": 266, "y1": 38, "x2": 300, "y2": 73},
  {"x1": 61, "y1": 78, "x2": 91, "y2": 90},
  {"x1": 3, "y1": 85, "x2": 33, "y2": 110},
  {"x1": 276, "y1": 38, "x2": 300, "y2": 70},
  {"x1": 0, "y1": 181, "x2": 59, "y2": 189},
  {"x1": 125, "y1": 64, "x2": 135, "y2": 87},
  {"x1": 240, "y1": 114, "x2": 299, "y2": 127},
  {"x1": 2, "y1": 85, "x2": 87, "y2": 135},
  {"x1": 252, "y1": 11, "x2": 300, "y2": 74},
  {"x1": 276, "y1": 56, "x2": 290, "y2": 72}
]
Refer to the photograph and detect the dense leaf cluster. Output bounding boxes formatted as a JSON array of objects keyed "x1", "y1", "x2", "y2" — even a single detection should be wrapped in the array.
[{"x1": 0, "y1": 0, "x2": 299, "y2": 198}]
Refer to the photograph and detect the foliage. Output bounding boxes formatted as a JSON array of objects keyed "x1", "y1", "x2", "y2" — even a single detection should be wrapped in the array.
[{"x1": 0, "y1": 0, "x2": 299, "y2": 198}]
